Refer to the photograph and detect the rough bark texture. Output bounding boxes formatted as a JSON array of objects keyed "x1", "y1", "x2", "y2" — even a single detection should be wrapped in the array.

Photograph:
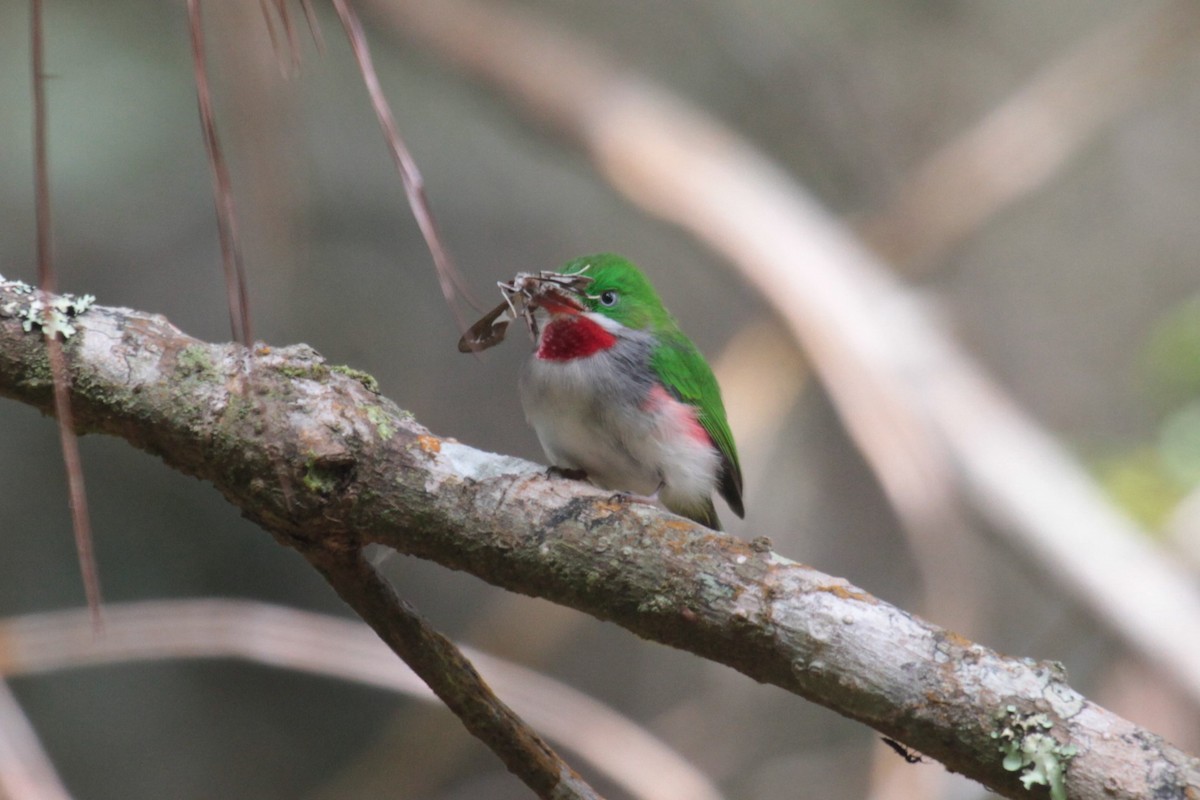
[{"x1": 1, "y1": 280, "x2": 1197, "y2": 800}]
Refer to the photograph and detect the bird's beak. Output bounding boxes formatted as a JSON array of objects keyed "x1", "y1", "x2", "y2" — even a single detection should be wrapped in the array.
[{"x1": 533, "y1": 286, "x2": 585, "y2": 316}]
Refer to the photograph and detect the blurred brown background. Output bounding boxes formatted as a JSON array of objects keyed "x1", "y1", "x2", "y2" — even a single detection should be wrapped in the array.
[{"x1": 1, "y1": 1, "x2": 1199, "y2": 798}]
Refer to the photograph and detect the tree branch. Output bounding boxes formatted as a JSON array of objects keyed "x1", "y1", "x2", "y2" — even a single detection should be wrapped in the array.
[
  {"x1": 359, "y1": 0, "x2": 1200, "y2": 711},
  {"x1": 0, "y1": 280, "x2": 598, "y2": 800},
  {"x1": 1, "y1": 280, "x2": 1196, "y2": 799},
  {"x1": 301, "y1": 544, "x2": 600, "y2": 800}
]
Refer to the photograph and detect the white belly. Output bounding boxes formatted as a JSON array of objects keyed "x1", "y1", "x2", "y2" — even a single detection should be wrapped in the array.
[{"x1": 519, "y1": 351, "x2": 720, "y2": 504}]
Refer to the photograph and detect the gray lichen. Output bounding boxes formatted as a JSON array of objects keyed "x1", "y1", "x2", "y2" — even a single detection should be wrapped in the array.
[
  {"x1": 1, "y1": 277, "x2": 95, "y2": 340},
  {"x1": 992, "y1": 705, "x2": 1077, "y2": 800}
]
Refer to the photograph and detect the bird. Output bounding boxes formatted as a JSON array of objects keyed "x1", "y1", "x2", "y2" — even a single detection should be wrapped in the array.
[{"x1": 518, "y1": 253, "x2": 743, "y2": 529}]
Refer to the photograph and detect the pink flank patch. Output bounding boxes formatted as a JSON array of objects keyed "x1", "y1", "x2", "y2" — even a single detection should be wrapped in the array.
[
  {"x1": 642, "y1": 385, "x2": 713, "y2": 446},
  {"x1": 537, "y1": 315, "x2": 618, "y2": 361}
]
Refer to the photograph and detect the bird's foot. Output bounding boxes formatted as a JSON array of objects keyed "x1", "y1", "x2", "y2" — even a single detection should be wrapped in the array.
[
  {"x1": 547, "y1": 465, "x2": 588, "y2": 481},
  {"x1": 606, "y1": 490, "x2": 658, "y2": 508}
]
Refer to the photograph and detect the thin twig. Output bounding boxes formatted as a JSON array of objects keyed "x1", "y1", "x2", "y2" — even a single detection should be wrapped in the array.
[
  {"x1": 42, "y1": 341, "x2": 101, "y2": 629},
  {"x1": 329, "y1": 0, "x2": 481, "y2": 330},
  {"x1": 30, "y1": 0, "x2": 102, "y2": 629},
  {"x1": 189, "y1": 0, "x2": 302, "y2": 518},
  {"x1": 31, "y1": 0, "x2": 52, "y2": 282},
  {"x1": 301, "y1": 545, "x2": 603, "y2": 800},
  {"x1": 257, "y1": 0, "x2": 304, "y2": 75},
  {"x1": 0, "y1": 600, "x2": 725, "y2": 800},
  {"x1": 275, "y1": 0, "x2": 301, "y2": 73},
  {"x1": 187, "y1": 0, "x2": 254, "y2": 346},
  {"x1": 257, "y1": 0, "x2": 282, "y2": 66},
  {"x1": 300, "y1": 0, "x2": 326, "y2": 55}
]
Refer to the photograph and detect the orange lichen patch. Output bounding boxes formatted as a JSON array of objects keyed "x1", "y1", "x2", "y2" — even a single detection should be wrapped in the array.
[
  {"x1": 416, "y1": 434, "x2": 441, "y2": 454},
  {"x1": 819, "y1": 582, "x2": 876, "y2": 604},
  {"x1": 593, "y1": 499, "x2": 625, "y2": 514},
  {"x1": 668, "y1": 530, "x2": 730, "y2": 561},
  {"x1": 937, "y1": 629, "x2": 974, "y2": 650},
  {"x1": 663, "y1": 535, "x2": 692, "y2": 557}
]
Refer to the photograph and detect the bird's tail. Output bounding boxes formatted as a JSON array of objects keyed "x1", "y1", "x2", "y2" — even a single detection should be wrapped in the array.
[{"x1": 673, "y1": 497, "x2": 722, "y2": 531}]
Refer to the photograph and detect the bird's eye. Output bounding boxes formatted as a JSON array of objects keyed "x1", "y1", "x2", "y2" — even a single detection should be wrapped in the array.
[{"x1": 599, "y1": 290, "x2": 619, "y2": 307}]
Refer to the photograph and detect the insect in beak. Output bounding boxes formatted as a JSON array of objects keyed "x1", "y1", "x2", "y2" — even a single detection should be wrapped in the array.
[
  {"x1": 457, "y1": 268, "x2": 595, "y2": 353},
  {"x1": 457, "y1": 299, "x2": 514, "y2": 353}
]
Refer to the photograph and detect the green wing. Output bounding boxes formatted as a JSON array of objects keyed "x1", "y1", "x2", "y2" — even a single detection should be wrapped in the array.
[{"x1": 651, "y1": 333, "x2": 745, "y2": 519}]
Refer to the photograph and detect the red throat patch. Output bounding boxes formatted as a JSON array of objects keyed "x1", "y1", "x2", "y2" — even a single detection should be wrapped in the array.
[{"x1": 536, "y1": 315, "x2": 617, "y2": 361}]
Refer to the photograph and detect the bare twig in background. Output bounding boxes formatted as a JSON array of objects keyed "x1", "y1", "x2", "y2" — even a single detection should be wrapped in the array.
[
  {"x1": 187, "y1": 0, "x2": 254, "y2": 346},
  {"x1": 0, "y1": 680, "x2": 73, "y2": 800},
  {"x1": 257, "y1": 0, "x2": 284, "y2": 66},
  {"x1": 260, "y1": 0, "x2": 301, "y2": 73},
  {"x1": 300, "y1": 0, "x2": 326, "y2": 55},
  {"x1": 0, "y1": 286, "x2": 1196, "y2": 799},
  {"x1": 858, "y1": 0, "x2": 1200, "y2": 270},
  {"x1": 30, "y1": 0, "x2": 102, "y2": 628},
  {"x1": 330, "y1": 0, "x2": 480, "y2": 331},
  {"x1": 360, "y1": 0, "x2": 1200, "y2": 707},
  {"x1": 40, "y1": 342, "x2": 99, "y2": 628},
  {"x1": 207, "y1": 0, "x2": 312, "y2": 299},
  {"x1": 255, "y1": 0, "x2": 323, "y2": 70},
  {"x1": 30, "y1": 0, "x2": 52, "y2": 283},
  {"x1": 301, "y1": 546, "x2": 603, "y2": 800},
  {"x1": 0, "y1": 600, "x2": 725, "y2": 800}
]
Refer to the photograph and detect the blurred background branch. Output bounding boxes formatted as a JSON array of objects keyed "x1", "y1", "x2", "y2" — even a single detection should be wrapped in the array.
[
  {"x1": 0, "y1": 600, "x2": 724, "y2": 800},
  {"x1": 857, "y1": 0, "x2": 1200, "y2": 271},
  {"x1": 0, "y1": 681, "x2": 72, "y2": 800}
]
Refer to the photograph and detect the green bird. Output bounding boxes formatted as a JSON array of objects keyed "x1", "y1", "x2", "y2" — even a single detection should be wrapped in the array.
[{"x1": 519, "y1": 253, "x2": 744, "y2": 529}]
